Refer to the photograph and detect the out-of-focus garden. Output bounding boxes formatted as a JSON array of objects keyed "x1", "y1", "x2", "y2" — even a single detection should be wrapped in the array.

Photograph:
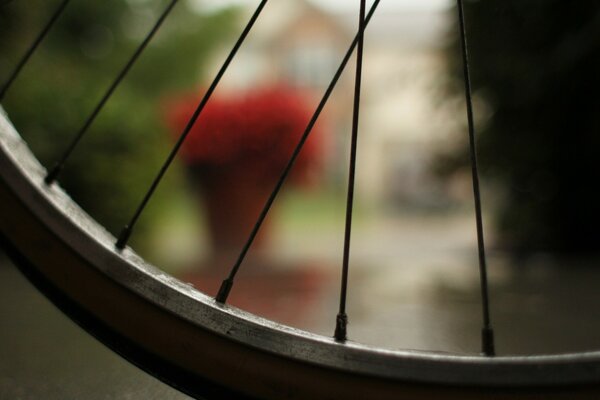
[
  {"x1": 0, "y1": 0, "x2": 239, "y2": 253},
  {"x1": 443, "y1": 0, "x2": 600, "y2": 255},
  {"x1": 1, "y1": 2, "x2": 600, "y2": 382}
]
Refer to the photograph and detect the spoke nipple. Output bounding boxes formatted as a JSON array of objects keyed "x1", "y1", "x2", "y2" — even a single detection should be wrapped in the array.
[
  {"x1": 44, "y1": 164, "x2": 62, "y2": 185},
  {"x1": 115, "y1": 225, "x2": 132, "y2": 250},
  {"x1": 334, "y1": 312, "x2": 348, "y2": 342},
  {"x1": 216, "y1": 279, "x2": 233, "y2": 304},
  {"x1": 482, "y1": 326, "x2": 496, "y2": 357}
]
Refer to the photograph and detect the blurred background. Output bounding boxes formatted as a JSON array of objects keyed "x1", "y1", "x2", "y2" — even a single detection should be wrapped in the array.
[{"x1": 1, "y1": 0, "x2": 600, "y2": 396}]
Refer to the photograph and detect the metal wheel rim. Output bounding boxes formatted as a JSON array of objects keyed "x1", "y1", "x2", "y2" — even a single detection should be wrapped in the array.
[{"x1": 1, "y1": 107, "x2": 599, "y2": 399}]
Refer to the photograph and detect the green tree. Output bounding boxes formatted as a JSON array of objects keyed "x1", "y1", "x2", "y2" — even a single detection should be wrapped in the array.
[
  {"x1": 445, "y1": 1, "x2": 600, "y2": 255},
  {"x1": 0, "y1": 0, "x2": 238, "y2": 248}
]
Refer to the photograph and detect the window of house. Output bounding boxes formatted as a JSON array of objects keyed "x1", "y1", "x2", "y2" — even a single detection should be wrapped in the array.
[{"x1": 285, "y1": 44, "x2": 337, "y2": 88}]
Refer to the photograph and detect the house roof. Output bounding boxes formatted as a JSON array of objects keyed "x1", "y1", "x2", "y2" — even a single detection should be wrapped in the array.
[
  {"x1": 228, "y1": 0, "x2": 449, "y2": 50},
  {"x1": 250, "y1": 0, "x2": 350, "y2": 44}
]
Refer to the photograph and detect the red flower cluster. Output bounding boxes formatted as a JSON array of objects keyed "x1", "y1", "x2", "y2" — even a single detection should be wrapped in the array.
[{"x1": 165, "y1": 86, "x2": 321, "y2": 184}]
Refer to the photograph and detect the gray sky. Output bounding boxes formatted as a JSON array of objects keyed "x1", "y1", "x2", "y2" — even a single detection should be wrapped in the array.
[
  {"x1": 313, "y1": 0, "x2": 452, "y2": 12},
  {"x1": 193, "y1": 0, "x2": 452, "y2": 13}
]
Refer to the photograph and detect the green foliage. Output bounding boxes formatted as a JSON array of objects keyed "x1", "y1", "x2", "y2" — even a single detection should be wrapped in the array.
[
  {"x1": 0, "y1": 0, "x2": 238, "y2": 248},
  {"x1": 446, "y1": 1, "x2": 600, "y2": 254}
]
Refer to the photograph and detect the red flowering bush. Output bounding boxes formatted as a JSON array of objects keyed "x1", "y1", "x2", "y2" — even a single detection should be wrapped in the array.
[{"x1": 165, "y1": 86, "x2": 321, "y2": 185}]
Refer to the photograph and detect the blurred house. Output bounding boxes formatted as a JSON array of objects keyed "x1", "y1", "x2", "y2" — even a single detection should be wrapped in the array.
[
  {"x1": 217, "y1": 1, "x2": 350, "y2": 92},
  {"x1": 210, "y1": 1, "x2": 461, "y2": 209},
  {"x1": 354, "y1": 9, "x2": 462, "y2": 209}
]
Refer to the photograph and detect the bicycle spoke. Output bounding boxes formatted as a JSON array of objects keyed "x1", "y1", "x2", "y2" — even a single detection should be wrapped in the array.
[
  {"x1": 456, "y1": 0, "x2": 496, "y2": 357},
  {"x1": 116, "y1": 0, "x2": 270, "y2": 250},
  {"x1": 45, "y1": 0, "x2": 180, "y2": 185},
  {"x1": 215, "y1": 0, "x2": 382, "y2": 305},
  {"x1": 334, "y1": 0, "x2": 367, "y2": 343},
  {"x1": 0, "y1": 0, "x2": 70, "y2": 102}
]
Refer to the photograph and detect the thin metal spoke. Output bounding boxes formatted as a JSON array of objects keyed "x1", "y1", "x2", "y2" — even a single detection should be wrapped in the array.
[
  {"x1": 45, "y1": 0, "x2": 180, "y2": 185},
  {"x1": 456, "y1": 0, "x2": 495, "y2": 357},
  {"x1": 334, "y1": 0, "x2": 366, "y2": 343},
  {"x1": 215, "y1": 0, "x2": 382, "y2": 305},
  {"x1": 116, "y1": 0, "x2": 270, "y2": 250},
  {"x1": 0, "y1": 0, "x2": 70, "y2": 102}
]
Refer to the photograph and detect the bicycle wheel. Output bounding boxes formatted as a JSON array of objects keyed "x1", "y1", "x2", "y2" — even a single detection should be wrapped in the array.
[{"x1": 1, "y1": 1, "x2": 600, "y2": 399}]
